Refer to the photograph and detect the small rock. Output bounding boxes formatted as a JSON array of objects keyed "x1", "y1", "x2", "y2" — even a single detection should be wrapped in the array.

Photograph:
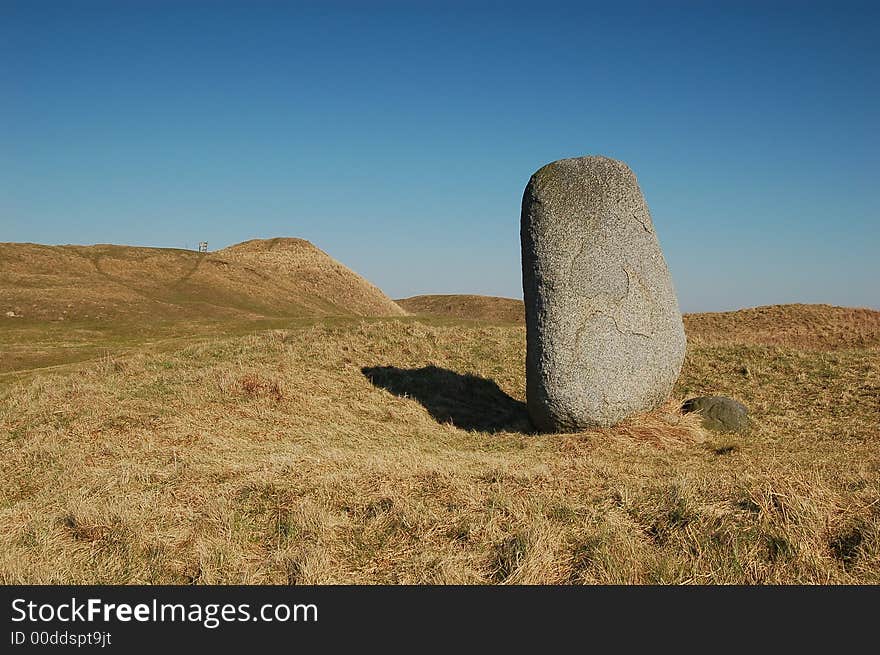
[
  {"x1": 682, "y1": 396, "x2": 749, "y2": 434},
  {"x1": 5, "y1": 311, "x2": 16, "y2": 318}
]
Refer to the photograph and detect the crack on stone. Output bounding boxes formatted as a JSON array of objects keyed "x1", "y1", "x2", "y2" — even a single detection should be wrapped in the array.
[
  {"x1": 566, "y1": 238, "x2": 592, "y2": 288},
  {"x1": 570, "y1": 266, "x2": 643, "y2": 351},
  {"x1": 571, "y1": 263, "x2": 630, "y2": 306},
  {"x1": 633, "y1": 212, "x2": 653, "y2": 233},
  {"x1": 620, "y1": 266, "x2": 632, "y2": 303},
  {"x1": 572, "y1": 319, "x2": 590, "y2": 354},
  {"x1": 571, "y1": 309, "x2": 652, "y2": 352},
  {"x1": 595, "y1": 311, "x2": 652, "y2": 339}
]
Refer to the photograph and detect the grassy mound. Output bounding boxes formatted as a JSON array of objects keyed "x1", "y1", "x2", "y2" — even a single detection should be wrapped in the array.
[
  {"x1": 397, "y1": 294, "x2": 524, "y2": 324},
  {"x1": 684, "y1": 303, "x2": 880, "y2": 349},
  {"x1": 0, "y1": 238, "x2": 405, "y2": 324}
]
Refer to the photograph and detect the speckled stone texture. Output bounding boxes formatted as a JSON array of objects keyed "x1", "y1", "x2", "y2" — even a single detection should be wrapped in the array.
[{"x1": 521, "y1": 156, "x2": 686, "y2": 431}]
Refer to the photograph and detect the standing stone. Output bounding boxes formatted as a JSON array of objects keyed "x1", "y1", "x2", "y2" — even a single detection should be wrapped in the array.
[{"x1": 521, "y1": 156, "x2": 686, "y2": 431}]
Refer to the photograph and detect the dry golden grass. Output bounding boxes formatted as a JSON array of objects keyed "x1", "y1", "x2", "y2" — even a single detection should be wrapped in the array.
[
  {"x1": 219, "y1": 238, "x2": 405, "y2": 317},
  {"x1": 0, "y1": 239, "x2": 404, "y2": 324},
  {"x1": 684, "y1": 303, "x2": 880, "y2": 350},
  {"x1": 1, "y1": 310, "x2": 877, "y2": 584},
  {"x1": 397, "y1": 294, "x2": 524, "y2": 324}
]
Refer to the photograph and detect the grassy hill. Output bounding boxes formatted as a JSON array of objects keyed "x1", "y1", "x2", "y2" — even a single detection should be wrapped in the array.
[
  {"x1": 397, "y1": 294, "x2": 525, "y2": 324},
  {"x1": 0, "y1": 238, "x2": 405, "y2": 376},
  {"x1": 684, "y1": 303, "x2": 880, "y2": 349},
  {"x1": 1, "y1": 296, "x2": 877, "y2": 583},
  {"x1": 0, "y1": 238, "x2": 405, "y2": 323},
  {"x1": 400, "y1": 295, "x2": 880, "y2": 350}
]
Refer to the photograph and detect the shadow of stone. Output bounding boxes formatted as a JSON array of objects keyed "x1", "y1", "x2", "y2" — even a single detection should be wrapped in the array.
[{"x1": 362, "y1": 365, "x2": 533, "y2": 433}]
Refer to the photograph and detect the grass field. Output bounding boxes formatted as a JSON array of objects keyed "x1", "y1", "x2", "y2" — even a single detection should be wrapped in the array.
[{"x1": 1, "y1": 302, "x2": 878, "y2": 584}]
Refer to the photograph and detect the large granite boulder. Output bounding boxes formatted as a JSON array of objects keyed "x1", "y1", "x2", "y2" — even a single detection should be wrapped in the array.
[{"x1": 520, "y1": 155, "x2": 686, "y2": 431}]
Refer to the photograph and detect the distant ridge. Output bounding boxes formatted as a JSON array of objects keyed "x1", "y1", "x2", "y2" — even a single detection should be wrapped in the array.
[
  {"x1": 397, "y1": 294, "x2": 524, "y2": 324},
  {"x1": 0, "y1": 238, "x2": 405, "y2": 322},
  {"x1": 398, "y1": 295, "x2": 880, "y2": 350},
  {"x1": 683, "y1": 303, "x2": 880, "y2": 349}
]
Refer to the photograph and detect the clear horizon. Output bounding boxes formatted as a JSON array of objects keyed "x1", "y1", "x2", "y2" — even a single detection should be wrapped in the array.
[{"x1": 2, "y1": 1, "x2": 878, "y2": 313}]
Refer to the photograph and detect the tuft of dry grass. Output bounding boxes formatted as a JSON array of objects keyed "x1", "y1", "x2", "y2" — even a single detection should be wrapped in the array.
[{"x1": 1, "y1": 310, "x2": 877, "y2": 584}]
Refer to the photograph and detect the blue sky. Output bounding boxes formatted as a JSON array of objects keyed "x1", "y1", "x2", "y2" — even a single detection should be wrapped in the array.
[{"x1": 2, "y1": 1, "x2": 877, "y2": 312}]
